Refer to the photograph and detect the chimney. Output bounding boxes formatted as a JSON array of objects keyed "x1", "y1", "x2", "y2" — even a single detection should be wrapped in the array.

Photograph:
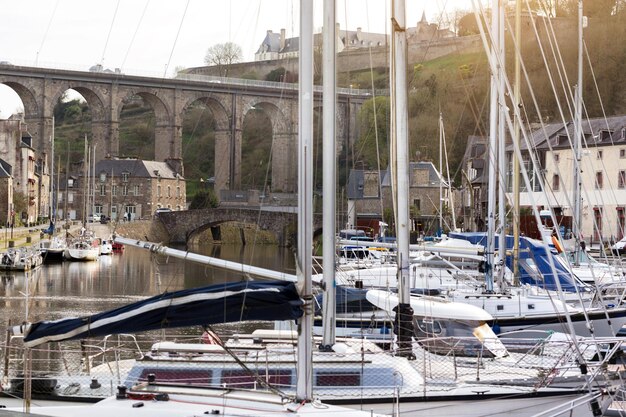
[{"x1": 280, "y1": 28, "x2": 286, "y2": 50}]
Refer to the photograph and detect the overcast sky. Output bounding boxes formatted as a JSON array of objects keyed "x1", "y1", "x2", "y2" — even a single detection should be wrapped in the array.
[{"x1": 0, "y1": 0, "x2": 472, "y2": 118}]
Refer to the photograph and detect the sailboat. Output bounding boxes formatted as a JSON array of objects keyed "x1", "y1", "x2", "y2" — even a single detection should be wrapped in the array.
[{"x1": 3, "y1": 4, "x2": 387, "y2": 417}]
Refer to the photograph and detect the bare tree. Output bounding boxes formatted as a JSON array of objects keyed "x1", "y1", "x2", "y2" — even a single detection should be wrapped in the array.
[{"x1": 204, "y1": 42, "x2": 243, "y2": 76}]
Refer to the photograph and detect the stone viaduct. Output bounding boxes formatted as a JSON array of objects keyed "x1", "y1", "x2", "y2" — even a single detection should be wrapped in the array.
[
  {"x1": 157, "y1": 207, "x2": 323, "y2": 246},
  {"x1": 0, "y1": 64, "x2": 370, "y2": 193}
]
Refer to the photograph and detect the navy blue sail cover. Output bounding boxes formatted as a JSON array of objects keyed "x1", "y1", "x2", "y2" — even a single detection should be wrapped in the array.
[
  {"x1": 23, "y1": 281, "x2": 303, "y2": 347},
  {"x1": 449, "y1": 232, "x2": 585, "y2": 293}
]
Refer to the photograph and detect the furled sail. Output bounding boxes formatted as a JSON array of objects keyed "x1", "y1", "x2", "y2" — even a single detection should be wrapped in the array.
[{"x1": 17, "y1": 281, "x2": 303, "y2": 347}]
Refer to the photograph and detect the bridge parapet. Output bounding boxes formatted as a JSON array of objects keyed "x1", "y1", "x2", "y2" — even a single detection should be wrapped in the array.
[{"x1": 157, "y1": 206, "x2": 321, "y2": 247}]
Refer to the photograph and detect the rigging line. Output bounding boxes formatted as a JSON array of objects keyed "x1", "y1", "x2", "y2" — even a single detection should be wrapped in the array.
[
  {"x1": 35, "y1": 0, "x2": 60, "y2": 66},
  {"x1": 100, "y1": 0, "x2": 122, "y2": 66},
  {"x1": 120, "y1": 0, "x2": 150, "y2": 72},
  {"x1": 162, "y1": 0, "x2": 191, "y2": 78}
]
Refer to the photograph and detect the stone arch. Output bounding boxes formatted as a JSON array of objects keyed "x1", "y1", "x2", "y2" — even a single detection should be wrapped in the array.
[
  {"x1": 245, "y1": 100, "x2": 296, "y2": 193},
  {"x1": 180, "y1": 95, "x2": 231, "y2": 191},
  {"x1": 115, "y1": 89, "x2": 172, "y2": 162},
  {"x1": 0, "y1": 81, "x2": 38, "y2": 119},
  {"x1": 48, "y1": 83, "x2": 109, "y2": 159}
]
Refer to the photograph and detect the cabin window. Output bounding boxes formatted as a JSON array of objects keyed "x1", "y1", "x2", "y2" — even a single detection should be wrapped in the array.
[
  {"x1": 618, "y1": 171, "x2": 626, "y2": 189},
  {"x1": 552, "y1": 174, "x2": 560, "y2": 191},
  {"x1": 528, "y1": 304, "x2": 535, "y2": 310},
  {"x1": 316, "y1": 371, "x2": 361, "y2": 387},
  {"x1": 138, "y1": 369, "x2": 212, "y2": 386},
  {"x1": 595, "y1": 172, "x2": 603, "y2": 189},
  {"x1": 221, "y1": 370, "x2": 291, "y2": 389},
  {"x1": 496, "y1": 305, "x2": 504, "y2": 311}
]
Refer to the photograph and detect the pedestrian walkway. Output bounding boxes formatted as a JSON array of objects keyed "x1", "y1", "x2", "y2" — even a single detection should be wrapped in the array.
[{"x1": 0, "y1": 222, "x2": 83, "y2": 250}]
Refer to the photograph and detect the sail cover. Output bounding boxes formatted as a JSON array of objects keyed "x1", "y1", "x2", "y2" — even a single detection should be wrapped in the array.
[{"x1": 21, "y1": 281, "x2": 303, "y2": 347}]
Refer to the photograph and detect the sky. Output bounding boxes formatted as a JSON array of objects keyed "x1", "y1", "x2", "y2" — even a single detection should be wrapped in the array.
[{"x1": 0, "y1": 0, "x2": 472, "y2": 118}]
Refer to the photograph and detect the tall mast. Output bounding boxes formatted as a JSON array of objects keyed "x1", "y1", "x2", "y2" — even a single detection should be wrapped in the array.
[
  {"x1": 439, "y1": 113, "x2": 443, "y2": 233},
  {"x1": 49, "y1": 118, "x2": 55, "y2": 223},
  {"x1": 391, "y1": 0, "x2": 414, "y2": 357},
  {"x1": 512, "y1": 0, "x2": 522, "y2": 284},
  {"x1": 572, "y1": 0, "x2": 583, "y2": 266},
  {"x1": 485, "y1": 0, "x2": 500, "y2": 293},
  {"x1": 296, "y1": 0, "x2": 314, "y2": 402},
  {"x1": 497, "y1": 0, "x2": 506, "y2": 288},
  {"x1": 321, "y1": 0, "x2": 337, "y2": 349}
]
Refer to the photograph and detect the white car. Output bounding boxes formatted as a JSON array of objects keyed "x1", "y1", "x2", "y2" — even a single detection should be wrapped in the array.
[
  {"x1": 611, "y1": 237, "x2": 626, "y2": 255},
  {"x1": 87, "y1": 214, "x2": 101, "y2": 223}
]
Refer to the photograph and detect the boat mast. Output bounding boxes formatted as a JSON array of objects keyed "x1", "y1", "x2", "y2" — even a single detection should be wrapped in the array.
[
  {"x1": 390, "y1": 0, "x2": 414, "y2": 357},
  {"x1": 485, "y1": 0, "x2": 500, "y2": 293},
  {"x1": 439, "y1": 113, "x2": 443, "y2": 233},
  {"x1": 497, "y1": 0, "x2": 506, "y2": 288},
  {"x1": 572, "y1": 0, "x2": 583, "y2": 266},
  {"x1": 321, "y1": 0, "x2": 337, "y2": 349},
  {"x1": 512, "y1": 0, "x2": 522, "y2": 284},
  {"x1": 296, "y1": 0, "x2": 314, "y2": 402},
  {"x1": 49, "y1": 118, "x2": 55, "y2": 225}
]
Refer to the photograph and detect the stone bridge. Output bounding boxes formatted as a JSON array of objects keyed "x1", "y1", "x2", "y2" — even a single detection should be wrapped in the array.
[
  {"x1": 157, "y1": 206, "x2": 323, "y2": 247},
  {"x1": 0, "y1": 63, "x2": 370, "y2": 193}
]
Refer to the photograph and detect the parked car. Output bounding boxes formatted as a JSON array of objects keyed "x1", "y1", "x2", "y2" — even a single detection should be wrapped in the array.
[
  {"x1": 611, "y1": 237, "x2": 626, "y2": 255},
  {"x1": 155, "y1": 208, "x2": 172, "y2": 215},
  {"x1": 87, "y1": 214, "x2": 101, "y2": 223}
]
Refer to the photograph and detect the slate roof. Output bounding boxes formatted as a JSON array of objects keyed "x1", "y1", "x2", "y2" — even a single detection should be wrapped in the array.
[
  {"x1": 0, "y1": 158, "x2": 11, "y2": 178},
  {"x1": 94, "y1": 159, "x2": 182, "y2": 179}
]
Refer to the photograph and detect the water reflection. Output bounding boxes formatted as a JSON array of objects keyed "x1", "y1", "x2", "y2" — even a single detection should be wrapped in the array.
[{"x1": 0, "y1": 244, "x2": 295, "y2": 343}]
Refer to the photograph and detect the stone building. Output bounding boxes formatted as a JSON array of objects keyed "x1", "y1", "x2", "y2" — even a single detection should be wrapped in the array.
[
  {"x1": 58, "y1": 158, "x2": 186, "y2": 222},
  {"x1": 0, "y1": 116, "x2": 49, "y2": 226},
  {"x1": 346, "y1": 161, "x2": 453, "y2": 237},
  {"x1": 506, "y1": 115, "x2": 626, "y2": 244},
  {"x1": 94, "y1": 159, "x2": 186, "y2": 221}
]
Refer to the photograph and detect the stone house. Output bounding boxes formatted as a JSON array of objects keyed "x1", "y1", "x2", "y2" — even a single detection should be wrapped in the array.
[
  {"x1": 346, "y1": 161, "x2": 454, "y2": 237},
  {"x1": 0, "y1": 116, "x2": 49, "y2": 226},
  {"x1": 92, "y1": 159, "x2": 186, "y2": 221},
  {"x1": 506, "y1": 115, "x2": 626, "y2": 244}
]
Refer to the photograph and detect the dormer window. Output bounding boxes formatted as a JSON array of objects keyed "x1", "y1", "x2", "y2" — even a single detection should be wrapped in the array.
[
  {"x1": 122, "y1": 172, "x2": 129, "y2": 182},
  {"x1": 67, "y1": 178, "x2": 74, "y2": 188},
  {"x1": 557, "y1": 135, "x2": 569, "y2": 146},
  {"x1": 600, "y1": 130, "x2": 612, "y2": 142},
  {"x1": 99, "y1": 172, "x2": 106, "y2": 183}
]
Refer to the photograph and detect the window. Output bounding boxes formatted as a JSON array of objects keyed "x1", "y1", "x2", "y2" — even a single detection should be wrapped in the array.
[
  {"x1": 552, "y1": 174, "x2": 560, "y2": 191},
  {"x1": 121, "y1": 172, "x2": 129, "y2": 182},
  {"x1": 112, "y1": 185, "x2": 117, "y2": 196},
  {"x1": 157, "y1": 185, "x2": 162, "y2": 197},
  {"x1": 67, "y1": 178, "x2": 74, "y2": 188},
  {"x1": 167, "y1": 186, "x2": 171, "y2": 198},
  {"x1": 68, "y1": 192, "x2": 74, "y2": 203},
  {"x1": 99, "y1": 172, "x2": 106, "y2": 183},
  {"x1": 176, "y1": 186, "x2": 181, "y2": 198},
  {"x1": 595, "y1": 172, "x2": 603, "y2": 189},
  {"x1": 99, "y1": 185, "x2": 106, "y2": 196},
  {"x1": 316, "y1": 372, "x2": 360, "y2": 387},
  {"x1": 413, "y1": 199, "x2": 421, "y2": 211},
  {"x1": 618, "y1": 207, "x2": 625, "y2": 240},
  {"x1": 553, "y1": 153, "x2": 560, "y2": 163},
  {"x1": 122, "y1": 185, "x2": 128, "y2": 196},
  {"x1": 619, "y1": 171, "x2": 626, "y2": 189},
  {"x1": 133, "y1": 185, "x2": 139, "y2": 196},
  {"x1": 594, "y1": 207, "x2": 603, "y2": 241},
  {"x1": 597, "y1": 150, "x2": 603, "y2": 160},
  {"x1": 621, "y1": 149, "x2": 626, "y2": 158},
  {"x1": 94, "y1": 205, "x2": 103, "y2": 215}
]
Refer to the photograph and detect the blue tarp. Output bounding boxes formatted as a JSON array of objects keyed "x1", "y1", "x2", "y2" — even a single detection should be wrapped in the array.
[
  {"x1": 23, "y1": 281, "x2": 303, "y2": 347},
  {"x1": 449, "y1": 232, "x2": 585, "y2": 293}
]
